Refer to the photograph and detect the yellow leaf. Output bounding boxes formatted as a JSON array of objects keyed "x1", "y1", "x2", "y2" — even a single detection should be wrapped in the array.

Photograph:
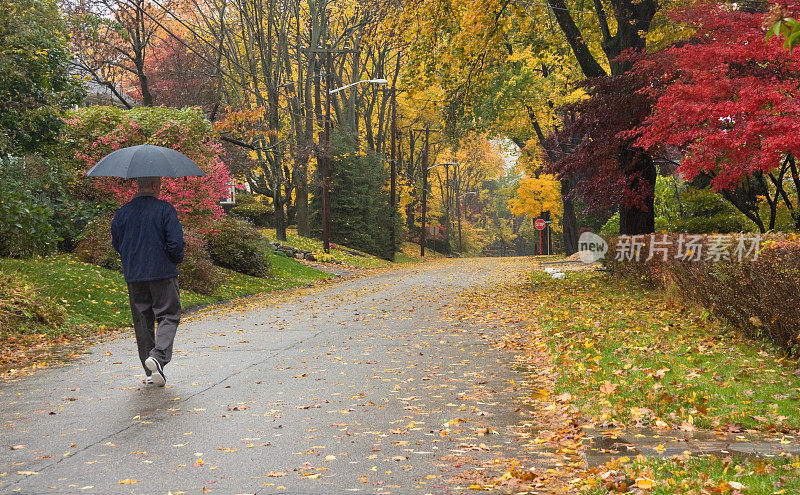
[
  {"x1": 532, "y1": 388, "x2": 549, "y2": 399},
  {"x1": 636, "y1": 477, "x2": 655, "y2": 490},
  {"x1": 118, "y1": 479, "x2": 139, "y2": 484}
]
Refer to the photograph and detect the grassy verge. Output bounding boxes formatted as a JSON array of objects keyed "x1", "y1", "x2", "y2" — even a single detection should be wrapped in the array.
[
  {"x1": 261, "y1": 227, "x2": 391, "y2": 268},
  {"x1": 526, "y1": 269, "x2": 800, "y2": 493},
  {"x1": 528, "y1": 270, "x2": 800, "y2": 431},
  {"x1": 261, "y1": 229, "x2": 437, "y2": 267},
  {"x1": 583, "y1": 455, "x2": 800, "y2": 494},
  {"x1": 0, "y1": 252, "x2": 330, "y2": 336}
]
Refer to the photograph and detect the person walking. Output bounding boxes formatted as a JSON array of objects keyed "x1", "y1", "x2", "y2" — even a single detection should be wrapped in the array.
[{"x1": 111, "y1": 176, "x2": 184, "y2": 387}]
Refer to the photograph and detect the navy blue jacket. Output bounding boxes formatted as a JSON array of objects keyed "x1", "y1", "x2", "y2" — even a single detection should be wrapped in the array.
[{"x1": 111, "y1": 195, "x2": 185, "y2": 283}]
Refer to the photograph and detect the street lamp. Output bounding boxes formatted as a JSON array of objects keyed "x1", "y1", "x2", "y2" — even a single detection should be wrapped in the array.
[
  {"x1": 320, "y1": 75, "x2": 388, "y2": 253},
  {"x1": 329, "y1": 79, "x2": 388, "y2": 94}
]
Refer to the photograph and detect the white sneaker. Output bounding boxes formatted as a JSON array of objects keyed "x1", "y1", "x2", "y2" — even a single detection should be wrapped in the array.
[
  {"x1": 145, "y1": 374, "x2": 154, "y2": 385},
  {"x1": 145, "y1": 357, "x2": 166, "y2": 387}
]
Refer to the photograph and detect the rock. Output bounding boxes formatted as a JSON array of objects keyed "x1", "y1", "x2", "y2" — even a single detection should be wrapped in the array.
[
  {"x1": 551, "y1": 272, "x2": 566, "y2": 279},
  {"x1": 304, "y1": 253, "x2": 316, "y2": 261}
]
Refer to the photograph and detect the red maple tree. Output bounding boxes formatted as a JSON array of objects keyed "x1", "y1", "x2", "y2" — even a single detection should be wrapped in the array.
[
  {"x1": 546, "y1": 74, "x2": 655, "y2": 220},
  {"x1": 628, "y1": 1, "x2": 800, "y2": 230},
  {"x1": 147, "y1": 35, "x2": 219, "y2": 112}
]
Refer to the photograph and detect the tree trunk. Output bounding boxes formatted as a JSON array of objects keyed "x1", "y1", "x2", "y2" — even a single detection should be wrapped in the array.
[
  {"x1": 295, "y1": 161, "x2": 309, "y2": 235},
  {"x1": 406, "y1": 131, "x2": 417, "y2": 236},
  {"x1": 272, "y1": 165, "x2": 287, "y2": 240},
  {"x1": 548, "y1": 0, "x2": 658, "y2": 235},
  {"x1": 136, "y1": 65, "x2": 153, "y2": 106},
  {"x1": 618, "y1": 151, "x2": 656, "y2": 235},
  {"x1": 561, "y1": 178, "x2": 578, "y2": 255}
]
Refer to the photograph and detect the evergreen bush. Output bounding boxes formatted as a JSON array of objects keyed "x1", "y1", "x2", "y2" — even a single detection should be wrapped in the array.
[
  {"x1": 0, "y1": 186, "x2": 59, "y2": 258},
  {"x1": 311, "y1": 133, "x2": 396, "y2": 259},
  {"x1": 230, "y1": 194, "x2": 274, "y2": 227},
  {"x1": 206, "y1": 216, "x2": 272, "y2": 277}
]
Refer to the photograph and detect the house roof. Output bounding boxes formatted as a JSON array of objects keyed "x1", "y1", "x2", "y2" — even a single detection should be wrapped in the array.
[{"x1": 82, "y1": 78, "x2": 141, "y2": 108}]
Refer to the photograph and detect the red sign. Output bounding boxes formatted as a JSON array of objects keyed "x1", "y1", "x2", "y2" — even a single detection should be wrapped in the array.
[{"x1": 534, "y1": 218, "x2": 546, "y2": 230}]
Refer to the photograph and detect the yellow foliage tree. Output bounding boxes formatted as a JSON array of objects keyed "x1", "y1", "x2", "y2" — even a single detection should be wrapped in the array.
[{"x1": 508, "y1": 173, "x2": 562, "y2": 232}]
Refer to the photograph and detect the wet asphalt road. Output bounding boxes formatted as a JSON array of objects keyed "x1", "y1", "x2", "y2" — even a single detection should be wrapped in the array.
[{"x1": 1, "y1": 258, "x2": 546, "y2": 495}]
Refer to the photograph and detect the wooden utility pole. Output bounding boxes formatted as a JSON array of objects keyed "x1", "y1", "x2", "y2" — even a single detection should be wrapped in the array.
[
  {"x1": 322, "y1": 52, "x2": 332, "y2": 253},
  {"x1": 306, "y1": 46, "x2": 354, "y2": 253},
  {"x1": 420, "y1": 126, "x2": 430, "y2": 257},
  {"x1": 456, "y1": 162, "x2": 462, "y2": 253},
  {"x1": 388, "y1": 88, "x2": 397, "y2": 260}
]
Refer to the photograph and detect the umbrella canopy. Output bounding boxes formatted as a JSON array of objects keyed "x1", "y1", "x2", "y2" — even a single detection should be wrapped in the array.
[{"x1": 86, "y1": 144, "x2": 206, "y2": 178}]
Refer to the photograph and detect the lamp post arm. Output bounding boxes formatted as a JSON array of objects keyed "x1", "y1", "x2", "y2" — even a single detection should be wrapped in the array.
[{"x1": 329, "y1": 79, "x2": 388, "y2": 94}]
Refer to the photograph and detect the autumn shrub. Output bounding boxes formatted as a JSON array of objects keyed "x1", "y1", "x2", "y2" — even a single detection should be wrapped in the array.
[
  {"x1": 206, "y1": 216, "x2": 272, "y2": 277},
  {"x1": 0, "y1": 271, "x2": 67, "y2": 333},
  {"x1": 178, "y1": 229, "x2": 226, "y2": 295},
  {"x1": 61, "y1": 106, "x2": 232, "y2": 232},
  {"x1": 74, "y1": 212, "x2": 121, "y2": 271},
  {"x1": 230, "y1": 194, "x2": 273, "y2": 227},
  {"x1": 605, "y1": 233, "x2": 800, "y2": 353}
]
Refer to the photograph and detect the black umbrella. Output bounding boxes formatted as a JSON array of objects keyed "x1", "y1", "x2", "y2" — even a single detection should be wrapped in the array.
[{"x1": 86, "y1": 144, "x2": 206, "y2": 178}]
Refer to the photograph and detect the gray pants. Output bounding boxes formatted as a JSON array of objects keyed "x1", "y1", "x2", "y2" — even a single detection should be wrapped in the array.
[{"x1": 127, "y1": 277, "x2": 181, "y2": 372}]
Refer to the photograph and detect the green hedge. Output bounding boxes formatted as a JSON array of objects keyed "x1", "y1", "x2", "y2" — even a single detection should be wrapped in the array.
[
  {"x1": 230, "y1": 194, "x2": 273, "y2": 227},
  {"x1": 206, "y1": 217, "x2": 272, "y2": 277},
  {"x1": 605, "y1": 233, "x2": 800, "y2": 353}
]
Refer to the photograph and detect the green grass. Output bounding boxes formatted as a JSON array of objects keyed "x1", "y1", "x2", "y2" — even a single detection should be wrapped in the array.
[
  {"x1": 262, "y1": 228, "x2": 427, "y2": 268},
  {"x1": 583, "y1": 454, "x2": 800, "y2": 494},
  {"x1": 528, "y1": 270, "x2": 800, "y2": 431},
  {"x1": 0, "y1": 252, "x2": 330, "y2": 334}
]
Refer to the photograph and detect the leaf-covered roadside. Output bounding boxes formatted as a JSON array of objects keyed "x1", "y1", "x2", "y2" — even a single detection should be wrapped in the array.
[
  {"x1": 583, "y1": 454, "x2": 800, "y2": 494},
  {"x1": 529, "y1": 270, "x2": 800, "y2": 432},
  {"x1": 458, "y1": 265, "x2": 800, "y2": 492},
  {"x1": 455, "y1": 272, "x2": 588, "y2": 492}
]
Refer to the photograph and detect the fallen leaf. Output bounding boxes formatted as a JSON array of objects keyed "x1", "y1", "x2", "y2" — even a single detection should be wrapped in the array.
[
  {"x1": 728, "y1": 481, "x2": 747, "y2": 490},
  {"x1": 636, "y1": 477, "x2": 654, "y2": 490},
  {"x1": 599, "y1": 381, "x2": 618, "y2": 395}
]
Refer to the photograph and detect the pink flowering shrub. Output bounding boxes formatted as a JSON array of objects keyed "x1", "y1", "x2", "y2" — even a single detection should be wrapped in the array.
[{"x1": 61, "y1": 106, "x2": 232, "y2": 232}]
